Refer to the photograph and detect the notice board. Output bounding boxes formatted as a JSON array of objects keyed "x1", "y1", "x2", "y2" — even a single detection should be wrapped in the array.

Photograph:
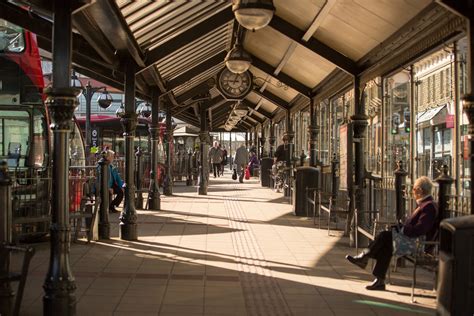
[{"x1": 339, "y1": 123, "x2": 352, "y2": 190}]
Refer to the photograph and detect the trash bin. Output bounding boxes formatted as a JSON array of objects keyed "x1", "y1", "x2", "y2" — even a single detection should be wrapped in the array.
[
  {"x1": 437, "y1": 215, "x2": 474, "y2": 316},
  {"x1": 260, "y1": 158, "x2": 273, "y2": 187},
  {"x1": 292, "y1": 166, "x2": 319, "y2": 216}
]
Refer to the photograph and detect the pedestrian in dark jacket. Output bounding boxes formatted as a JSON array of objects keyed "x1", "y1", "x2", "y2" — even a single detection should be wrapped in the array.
[{"x1": 345, "y1": 176, "x2": 438, "y2": 291}]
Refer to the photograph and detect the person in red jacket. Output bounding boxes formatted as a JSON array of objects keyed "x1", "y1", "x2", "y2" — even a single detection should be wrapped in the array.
[{"x1": 345, "y1": 176, "x2": 438, "y2": 291}]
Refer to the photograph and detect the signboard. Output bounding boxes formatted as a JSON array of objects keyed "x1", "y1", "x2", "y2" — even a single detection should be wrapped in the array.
[
  {"x1": 91, "y1": 128, "x2": 100, "y2": 153},
  {"x1": 339, "y1": 124, "x2": 351, "y2": 190}
]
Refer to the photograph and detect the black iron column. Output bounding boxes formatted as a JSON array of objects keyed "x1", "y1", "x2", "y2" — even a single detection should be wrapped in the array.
[
  {"x1": 269, "y1": 120, "x2": 275, "y2": 158},
  {"x1": 285, "y1": 110, "x2": 295, "y2": 197},
  {"x1": 119, "y1": 62, "x2": 138, "y2": 241},
  {"x1": 254, "y1": 129, "x2": 259, "y2": 158},
  {"x1": 261, "y1": 124, "x2": 266, "y2": 157},
  {"x1": 148, "y1": 90, "x2": 161, "y2": 210},
  {"x1": 135, "y1": 147, "x2": 143, "y2": 209},
  {"x1": 394, "y1": 160, "x2": 408, "y2": 222},
  {"x1": 43, "y1": 2, "x2": 78, "y2": 314},
  {"x1": 0, "y1": 162, "x2": 13, "y2": 316},
  {"x1": 308, "y1": 96, "x2": 319, "y2": 167},
  {"x1": 245, "y1": 132, "x2": 248, "y2": 148},
  {"x1": 163, "y1": 101, "x2": 173, "y2": 196},
  {"x1": 229, "y1": 132, "x2": 233, "y2": 170},
  {"x1": 285, "y1": 110, "x2": 294, "y2": 167},
  {"x1": 198, "y1": 102, "x2": 209, "y2": 195},
  {"x1": 350, "y1": 76, "x2": 369, "y2": 241},
  {"x1": 98, "y1": 152, "x2": 110, "y2": 239},
  {"x1": 436, "y1": 165, "x2": 454, "y2": 220},
  {"x1": 249, "y1": 130, "x2": 253, "y2": 148}
]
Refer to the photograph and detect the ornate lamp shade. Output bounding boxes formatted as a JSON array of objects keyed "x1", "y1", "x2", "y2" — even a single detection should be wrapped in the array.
[
  {"x1": 70, "y1": 73, "x2": 83, "y2": 98},
  {"x1": 225, "y1": 43, "x2": 252, "y2": 74},
  {"x1": 115, "y1": 103, "x2": 125, "y2": 117},
  {"x1": 232, "y1": 0, "x2": 275, "y2": 32},
  {"x1": 137, "y1": 102, "x2": 152, "y2": 118},
  {"x1": 97, "y1": 88, "x2": 113, "y2": 109},
  {"x1": 233, "y1": 102, "x2": 248, "y2": 117}
]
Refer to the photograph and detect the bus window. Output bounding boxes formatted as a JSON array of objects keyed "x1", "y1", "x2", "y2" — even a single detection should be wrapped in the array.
[
  {"x1": 0, "y1": 20, "x2": 25, "y2": 53},
  {"x1": 0, "y1": 110, "x2": 29, "y2": 168},
  {"x1": 70, "y1": 122, "x2": 85, "y2": 167},
  {"x1": 32, "y1": 108, "x2": 48, "y2": 167}
]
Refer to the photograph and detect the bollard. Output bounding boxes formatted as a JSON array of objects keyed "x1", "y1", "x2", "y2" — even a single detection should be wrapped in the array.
[
  {"x1": 435, "y1": 165, "x2": 454, "y2": 220},
  {"x1": 0, "y1": 161, "x2": 14, "y2": 316},
  {"x1": 394, "y1": 160, "x2": 408, "y2": 221},
  {"x1": 98, "y1": 152, "x2": 110, "y2": 239},
  {"x1": 135, "y1": 147, "x2": 143, "y2": 209}
]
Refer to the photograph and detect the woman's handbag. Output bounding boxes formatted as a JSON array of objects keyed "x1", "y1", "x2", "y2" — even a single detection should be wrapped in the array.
[
  {"x1": 392, "y1": 228, "x2": 418, "y2": 256},
  {"x1": 232, "y1": 168, "x2": 237, "y2": 180},
  {"x1": 244, "y1": 167, "x2": 250, "y2": 180}
]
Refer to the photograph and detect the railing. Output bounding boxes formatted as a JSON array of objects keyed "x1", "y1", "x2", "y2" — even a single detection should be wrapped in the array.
[{"x1": 11, "y1": 168, "x2": 51, "y2": 242}]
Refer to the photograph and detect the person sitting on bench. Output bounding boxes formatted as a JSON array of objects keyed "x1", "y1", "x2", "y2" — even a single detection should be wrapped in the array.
[{"x1": 345, "y1": 176, "x2": 438, "y2": 291}]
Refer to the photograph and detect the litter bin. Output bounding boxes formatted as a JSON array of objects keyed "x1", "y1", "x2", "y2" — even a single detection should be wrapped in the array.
[
  {"x1": 292, "y1": 166, "x2": 319, "y2": 216},
  {"x1": 260, "y1": 158, "x2": 273, "y2": 187},
  {"x1": 437, "y1": 215, "x2": 474, "y2": 316}
]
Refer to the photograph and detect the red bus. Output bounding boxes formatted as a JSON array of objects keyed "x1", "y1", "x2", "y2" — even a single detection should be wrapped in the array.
[{"x1": 0, "y1": 19, "x2": 85, "y2": 241}]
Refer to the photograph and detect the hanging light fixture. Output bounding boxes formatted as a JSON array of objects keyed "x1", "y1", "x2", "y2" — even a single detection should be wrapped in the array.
[
  {"x1": 225, "y1": 42, "x2": 252, "y2": 73},
  {"x1": 137, "y1": 101, "x2": 152, "y2": 118},
  {"x1": 233, "y1": 101, "x2": 248, "y2": 117},
  {"x1": 233, "y1": 0, "x2": 275, "y2": 32},
  {"x1": 115, "y1": 103, "x2": 125, "y2": 117},
  {"x1": 97, "y1": 88, "x2": 113, "y2": 109}
]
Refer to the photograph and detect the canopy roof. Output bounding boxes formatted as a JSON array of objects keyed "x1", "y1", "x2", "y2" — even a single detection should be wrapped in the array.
[{"x1": 0, "y1": 0, "x2": 462, "y2": 131}]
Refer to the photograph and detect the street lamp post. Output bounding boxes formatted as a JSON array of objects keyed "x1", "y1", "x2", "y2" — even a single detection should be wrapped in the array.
[{"x1": 71, "y1": 74, "x2": 112, "y2": 162}]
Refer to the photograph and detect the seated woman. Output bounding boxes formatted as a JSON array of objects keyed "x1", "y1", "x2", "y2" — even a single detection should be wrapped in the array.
[
  {"x1": 345, "y1": 176, "x2": 438, "y2": 290},
  {"x1": 248, "y1": 151, "x2": 259, "y2": 176}
]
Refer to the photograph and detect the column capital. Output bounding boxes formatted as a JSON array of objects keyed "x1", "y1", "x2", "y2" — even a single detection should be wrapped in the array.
[
  {"x1": 350, "y1": 113, "x2": 369, "y2": 139},
  {"x1": 45, "y1": 87, "x2": 80, "y2": 130},
  {"x1": 120, "y1": 113, "x2": 138, "y2": 135}
]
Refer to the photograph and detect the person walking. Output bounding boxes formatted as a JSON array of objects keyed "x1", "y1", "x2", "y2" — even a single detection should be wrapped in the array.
[
  {"x1": 208, "y1": 141, "x2": 223, "y2": 178},
  {"x1": 234, "y1": 143, "x2": 249, "y2": 183},
  {"x1": 220, "y1": 146, "x2": 228, "y2": 176},
  {"x1": 345, "y1": 176, "x2": 439, "y2": 290}
]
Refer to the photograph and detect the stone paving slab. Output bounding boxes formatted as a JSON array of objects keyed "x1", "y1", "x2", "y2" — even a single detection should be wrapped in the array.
[{"x1": 10, "y1": 171, "x2": 436, "y2": 315}]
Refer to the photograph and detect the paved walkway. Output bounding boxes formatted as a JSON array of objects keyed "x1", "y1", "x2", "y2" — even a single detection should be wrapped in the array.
[{"x1": 13, "y1": 172, "x2": 436, "y2": 315}]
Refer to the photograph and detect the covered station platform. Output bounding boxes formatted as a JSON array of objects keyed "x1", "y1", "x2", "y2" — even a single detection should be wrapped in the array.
[{"x1": 14, "y1": 175, "x2": 436, "y2": 316}]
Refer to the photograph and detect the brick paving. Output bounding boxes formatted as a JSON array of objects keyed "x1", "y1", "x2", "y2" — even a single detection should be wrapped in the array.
[{"x1": 11, "y1": 171, "x2": 436, "y2": 315}]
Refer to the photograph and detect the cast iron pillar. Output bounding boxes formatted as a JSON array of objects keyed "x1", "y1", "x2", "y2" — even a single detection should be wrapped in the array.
[
  {"x1": 285, "y1": 110, "x2": 295, "y2": 197},
  {"x1": 98, "y1": 152, "x2": 110, "y2": 239},
  {"x1": 254, "y1": 129, "x2": 259, "y2": 158},
  {"x1": 198, "y1": 102, "x2": 209, "y2": 195},
  {"x1": 308, "y1": 97, "x2": 319, "y2": 167},
  {"x1": 119, "y1": 62, "x2": 138, "y2": 241},
  {"x1": 351, "y1": 76, "x2": 369, "y2": 240},
  {"x1": 435, "y1": 165, "x2": 454, "y2": 220},
  {"x1": 135, "y1": 147, "x2": 144, "y2": 209},
  {"x1": 245, "y1": 132, "x2": 248, "y2": 148},
  {"x1": 0, "y1": 162, "x2": 13, "y2": 316},
  {"x1": 394, "y1": 161, "x2": 408, "y2": 222},
  {"x1": 284, "y1": 110, "x2": 294, "y2": 167},
  {"x1": 163, "y1": 101, "x2": 173, "y2": 196},
  {"x1": 43, "y1": 2, "x2": 78, "y2": 314},
  {"x1": 261, "y1": 124, "x2": 266, "y2": 157},
  {"x1": 148, "y1": 90, "x2": 161, "y2": 210},
  {"x1": 269, "y1": 120, "x2": 275, "y2": 158}
]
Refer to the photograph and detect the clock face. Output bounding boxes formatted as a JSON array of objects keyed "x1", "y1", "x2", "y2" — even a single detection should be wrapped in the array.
[{"x1": 217, "y1": 68, "x2": 253, "y2": 100}]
